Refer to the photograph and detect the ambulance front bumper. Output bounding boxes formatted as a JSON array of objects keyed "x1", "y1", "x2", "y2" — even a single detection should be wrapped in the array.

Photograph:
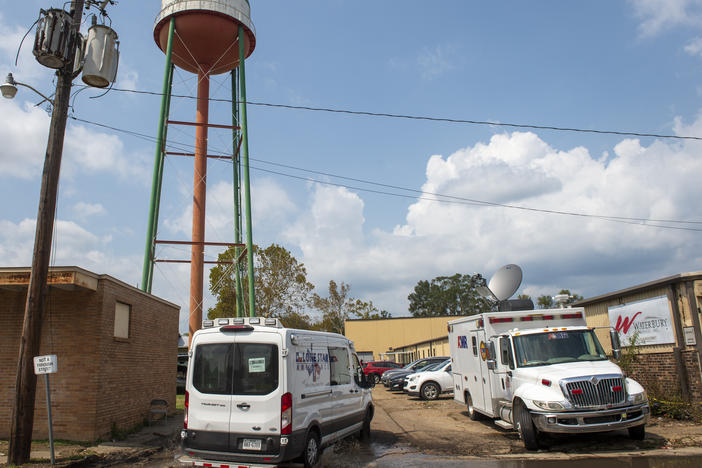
[{"x1": 531, "y1": 403, "x2": 650, "y2": 434}]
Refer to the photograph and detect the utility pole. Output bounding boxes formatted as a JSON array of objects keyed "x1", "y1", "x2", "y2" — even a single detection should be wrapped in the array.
[{"x1": 9, "y1": 1, "x2": 85, "y2": 464}]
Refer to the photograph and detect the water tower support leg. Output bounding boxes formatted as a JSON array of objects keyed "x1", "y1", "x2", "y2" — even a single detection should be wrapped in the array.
[
  {"x1": 142, "y1": 17, "x2": 175, "y2": 293},
  {"x1": 189, "y1": 71, "x2": 209, "y2": 341},
  {"x1": 231, "y1": 69, "x2": 244, "y2": 317},
  {"x1": 238, "y1": 25, "x2": 256, "y2": 317}
]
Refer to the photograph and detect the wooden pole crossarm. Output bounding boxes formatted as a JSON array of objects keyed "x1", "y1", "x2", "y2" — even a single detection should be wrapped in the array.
[{"x1": 167, "y1": 120, "x2": 240, "y2": 130}]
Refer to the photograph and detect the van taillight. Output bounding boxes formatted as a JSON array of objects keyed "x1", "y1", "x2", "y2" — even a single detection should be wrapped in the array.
[
  {"x1": 281, "y1": 392, "x2": 292, "y2": 435},
  {"x1": 184, "y1": 391, "x2": 189, "y2": 429}
]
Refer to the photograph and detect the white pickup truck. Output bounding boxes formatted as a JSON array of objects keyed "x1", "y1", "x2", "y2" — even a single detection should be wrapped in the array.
[{"x1": 449, "y1": 308, "x2": 650, "y2": 450}]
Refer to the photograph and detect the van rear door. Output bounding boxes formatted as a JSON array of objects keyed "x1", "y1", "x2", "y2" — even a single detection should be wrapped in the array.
[
  {"x1": 228, "y1": 332, "x2": 283, "y2": 452},
  {"x1": 188, "y1": 340, "x2": 234, "y2": 452}
]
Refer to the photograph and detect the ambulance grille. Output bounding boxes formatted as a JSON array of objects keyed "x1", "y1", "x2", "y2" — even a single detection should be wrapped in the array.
[{"x1": 562, "y1": 375, "x2": 626, "y2": 408}]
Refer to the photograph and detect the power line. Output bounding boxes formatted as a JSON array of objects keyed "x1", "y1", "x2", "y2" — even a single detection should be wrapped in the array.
[
  {"x1": 67, "y1": 115, "x2": 702, "y2": 231},
  {"x1": 103, "y1": 86, "x2": 702, "y2": 141}
]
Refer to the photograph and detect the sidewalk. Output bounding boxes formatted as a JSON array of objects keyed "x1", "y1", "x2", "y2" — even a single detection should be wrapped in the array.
[{"x1": 1, "y1": 411, "x2": 184, "y2": 467}]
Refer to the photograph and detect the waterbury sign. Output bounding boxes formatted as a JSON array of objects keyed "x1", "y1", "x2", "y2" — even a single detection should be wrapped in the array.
[{"x1": 608, "y1": 295, "x2": 675, "y2": 346}]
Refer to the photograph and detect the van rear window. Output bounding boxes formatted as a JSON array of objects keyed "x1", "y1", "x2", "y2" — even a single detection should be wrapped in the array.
[{"x1": 192, "y1": 343, "x2": 279, "y2": 395}]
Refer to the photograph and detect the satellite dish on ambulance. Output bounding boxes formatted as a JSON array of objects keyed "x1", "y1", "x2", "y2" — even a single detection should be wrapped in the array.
[{"x1": 488, "y1": 264, "x2": 523, "y2": 301}]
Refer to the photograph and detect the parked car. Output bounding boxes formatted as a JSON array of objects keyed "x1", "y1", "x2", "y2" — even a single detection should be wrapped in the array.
[
  {"x1": 404, "y1": 359, "x2": 453, "y2": 400},
  {"x1": 382, "y1": 357, "x2": 449, "y2": 390},
  {"x1": 363, "y1": 360, "x2": 402, "y2": 383}
]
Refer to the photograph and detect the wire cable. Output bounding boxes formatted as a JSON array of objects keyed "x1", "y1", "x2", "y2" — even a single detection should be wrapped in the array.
[
  {"x1": 67, "y1": 115, "x2": 702, "y2": 231},
  {"x1": 104, "y1": 86, "x2": 702, "y2": 142}
]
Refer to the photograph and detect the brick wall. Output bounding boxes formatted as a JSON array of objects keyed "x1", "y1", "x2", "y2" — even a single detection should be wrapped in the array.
[
  {"x1": 0, "y1": 274, "x2": 179, "y2": 442},
  {"x1": 625, "y1": 350, "x2": 702, "y2": 403},
  {"x1": 94, "y1": 278, "x2": 178, "y2": 438}
]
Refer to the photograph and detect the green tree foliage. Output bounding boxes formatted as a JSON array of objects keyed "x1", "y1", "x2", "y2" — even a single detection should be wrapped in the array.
[
  {"x1": 311, "y1": 280, "x2": 351, "y2": 335},
  {"x1": 208, "y1": 243, "x2": 314, "y2": 320},
  {"x1": 407, "y1": 273, "x2": 491, "y2": 317},
  {"x1": 537, "y1": 295, "x2": 554, "y2": 309}
]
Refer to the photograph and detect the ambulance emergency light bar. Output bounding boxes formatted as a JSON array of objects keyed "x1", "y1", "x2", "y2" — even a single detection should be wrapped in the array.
[
  {"x1": 202, "y1": 317, "x2": 282, "y2": 329},
  {"x1": 476, "y1": 311, "x2": 583, "y2": 328}
]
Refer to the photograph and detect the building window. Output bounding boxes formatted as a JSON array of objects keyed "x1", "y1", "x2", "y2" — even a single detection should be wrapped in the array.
[{"x1": 114, "y1": 302, "x2": 131, "y2": 339}]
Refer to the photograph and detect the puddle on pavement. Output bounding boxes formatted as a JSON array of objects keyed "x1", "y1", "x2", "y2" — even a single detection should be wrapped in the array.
[{"x1": 318, "y1": 440, "x2": 702, "y2": 468}]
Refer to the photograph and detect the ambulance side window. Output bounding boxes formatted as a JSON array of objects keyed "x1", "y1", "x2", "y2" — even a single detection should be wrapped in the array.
[
  {"x1": 500, "y1": 337, "x2": 515, "y2": 370},
  {"x1": 471, "y1": 336, "x2": 478, "y2": 357},
  {"x1": 329, "y1": 347, "x2": 351, "y2": 385}
]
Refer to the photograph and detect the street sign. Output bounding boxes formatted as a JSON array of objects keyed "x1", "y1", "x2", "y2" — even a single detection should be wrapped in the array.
[{"x1": 33, "y1": 355, "x2": 57, "y2": 375}]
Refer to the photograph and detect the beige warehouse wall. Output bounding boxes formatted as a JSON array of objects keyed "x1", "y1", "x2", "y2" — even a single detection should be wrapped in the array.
[{"x1": 345, "y1": 316, "x2": 468, "y2": 360}]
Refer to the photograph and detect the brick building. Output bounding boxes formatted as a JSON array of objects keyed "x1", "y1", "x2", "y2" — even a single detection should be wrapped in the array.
[
  {"x1": 575, "y1": 272, "x2": 702, "y2": 404},
  {"x1": 0, "y1": 266, "x2": 180, "y2": 441}
]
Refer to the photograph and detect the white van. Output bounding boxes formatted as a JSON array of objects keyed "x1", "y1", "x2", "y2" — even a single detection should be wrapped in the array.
[
  {"x1": 179, "y1": 317, "x2": 374, "y2": 468},
  {"x1": 449, "y1": 308, "x2": 649, "y2": 450}
]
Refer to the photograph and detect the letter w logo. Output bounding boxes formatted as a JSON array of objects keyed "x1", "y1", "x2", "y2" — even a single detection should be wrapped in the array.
[{"x1": 615, "y1": 311, "x2": 642, "y2": 334}]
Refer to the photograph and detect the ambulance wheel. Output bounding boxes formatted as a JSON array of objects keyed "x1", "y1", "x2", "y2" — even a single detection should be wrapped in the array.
[
  {"x1": 628, "y1": 424, "x2": 645, "y2": 440},
  {"x1": 466, "y1": 393, "x2": 481, "y2": 421},
  {"x1": 302, "y1": 429, "x2": 321, "y2": 468},
  {"x1": 516, "y1": 401, "x2": 540, "y2": 451},
  {"x1": 420, "y1": 382, "x2": 440, "y2": 400}
]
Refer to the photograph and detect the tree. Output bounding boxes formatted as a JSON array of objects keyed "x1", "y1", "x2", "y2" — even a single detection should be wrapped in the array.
[
  {"x1": 347, "y1": 299, "x2": 392, "y2": 320},
  {"x1": 208, "y1": 243, "x2": 314, "y2": 319},
  {"x1": 537, "y1": 295, "x2": 554, "y2": 309},
  {"x1": 311, "y1": 280, "x2": 352, "y2": 334},
  {"x1": 407, "y1": 273, "x2": 491, "y2": 317},
  {"x1": 517, "y1": 294, "x2": 532, "y2": 301}
]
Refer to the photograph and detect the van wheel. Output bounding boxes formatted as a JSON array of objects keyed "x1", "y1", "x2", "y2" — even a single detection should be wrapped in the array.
[
  {"x1": 360, "y1": 408, "x2": 372, "y2": 440},
  {"x1": 420, "y1": 382, "x2": 440, "y2": 400},
  {"x1": 628, "y1": 424, "x2": 645, "y2": 440},
  {"x1": 303, "y1": 430, "x2": 321, "y2": 468},
  {"x1": 515, "y1": 401, "x2": 540, "y2": 451},
  {"x1": 466, "y1": 393, "x2": 481, "y2": 421}
]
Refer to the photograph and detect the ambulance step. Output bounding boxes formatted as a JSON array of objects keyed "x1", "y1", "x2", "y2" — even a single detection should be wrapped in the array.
[{"x1": 494, "y1": 419, "x2": 514, "y2": 430}]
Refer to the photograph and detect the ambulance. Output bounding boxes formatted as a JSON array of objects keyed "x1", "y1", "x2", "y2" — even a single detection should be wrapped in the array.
[
  {"x1": 179, "y1": 317, "x2": 374, "y2": 467},
  {"x1": 448, "y1": 308, "x2": 649, "y2": 450}
]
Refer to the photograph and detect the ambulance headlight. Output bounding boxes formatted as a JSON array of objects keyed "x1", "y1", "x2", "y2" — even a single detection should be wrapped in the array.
[
  {"x1": 532, "y1": 400, "x2": 565, "y2": 411},
  {"x1": 628, "y1": 391, "x2": 647, "y2": 405}
]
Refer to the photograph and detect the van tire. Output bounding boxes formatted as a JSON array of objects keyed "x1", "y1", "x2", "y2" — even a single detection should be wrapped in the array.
[
  {"x1": 515, "y1": 401, "x2": 540, "y2": 451},
  {"x1": 360, "y1": 408, "x2": 372, "y2": 440},
  {"x1": 420, "y1": 382, "x2": 440, "y2": 400},
  {"x1": 302, "y1": 429, "x2": 321, "y2": 468},
  {"x1": 466, "y1": 393, "x2": 481, "y2": 421},
  {"x1": 628, "y1": 424, "x2": 645, "y2": 440}
]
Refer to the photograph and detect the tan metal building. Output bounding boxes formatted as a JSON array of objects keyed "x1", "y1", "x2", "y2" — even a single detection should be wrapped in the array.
[
  {"x1": 345, "y1": 316, "x2": 467, "y2": 364},
  {"x1": 574, "y1": 271, "x2": 702, "y2": 403}
]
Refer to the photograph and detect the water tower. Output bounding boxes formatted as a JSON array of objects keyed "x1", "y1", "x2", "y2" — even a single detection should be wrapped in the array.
[{"x1": 142, "y1": 0, "x2": 258, "y2": 344}]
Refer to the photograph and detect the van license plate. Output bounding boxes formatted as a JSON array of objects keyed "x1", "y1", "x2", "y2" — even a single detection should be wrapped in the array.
[{"x1": 242, "y1": 439, "x2": 262, "y2": 451}]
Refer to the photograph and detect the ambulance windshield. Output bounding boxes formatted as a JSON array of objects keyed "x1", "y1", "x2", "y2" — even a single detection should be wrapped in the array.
[{"x1": 512, "y1": 330, "x2": 607, "y2": 368}]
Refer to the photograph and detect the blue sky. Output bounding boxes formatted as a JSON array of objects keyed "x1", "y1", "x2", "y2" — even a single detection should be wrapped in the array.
[{"x1": 2, "y1": 1, "x2": 702, "y2": 333}]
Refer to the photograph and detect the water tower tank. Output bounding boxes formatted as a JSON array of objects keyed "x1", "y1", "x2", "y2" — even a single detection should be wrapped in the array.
[{"x1": 153, "y1": 0, "x2": 256, "y2": 75}]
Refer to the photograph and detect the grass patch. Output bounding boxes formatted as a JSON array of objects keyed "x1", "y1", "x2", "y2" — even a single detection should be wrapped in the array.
[{"x1": 176, "y1": 394, "x2": 185, "y2": 411}]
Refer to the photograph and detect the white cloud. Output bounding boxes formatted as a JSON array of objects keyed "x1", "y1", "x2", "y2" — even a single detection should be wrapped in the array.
[
  {"x1": 284, "y1": 125, "x2": 702, "y2": 315},
  {"x1": 0, "y1": 100, "x2": 50, "y2": 178},
  {"x1": 629, "y1": 0, "x2": 702, "y2": 36},
  {"x1": 417, "y1": 44, "x2": 456, "y2": 80},
  {"x1": 116, "y1": 62, "x2": 139, "y2": 90},
  {"x1": 684, "y1": 36, "x2": 702, "y2": 56},
  {"x1": 73, "y1": 201, "x2": 106, "y2": 219}
]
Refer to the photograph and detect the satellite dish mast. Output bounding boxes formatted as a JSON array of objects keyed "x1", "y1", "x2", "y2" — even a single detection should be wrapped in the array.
[{"x1": 488, "y1": 264, "x2": 523, "y2": 301}]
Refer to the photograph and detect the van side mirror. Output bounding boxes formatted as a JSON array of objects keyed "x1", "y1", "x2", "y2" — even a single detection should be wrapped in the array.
[{"x1": 610, "y1": 329, "x2": 622, "y2": 360}]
